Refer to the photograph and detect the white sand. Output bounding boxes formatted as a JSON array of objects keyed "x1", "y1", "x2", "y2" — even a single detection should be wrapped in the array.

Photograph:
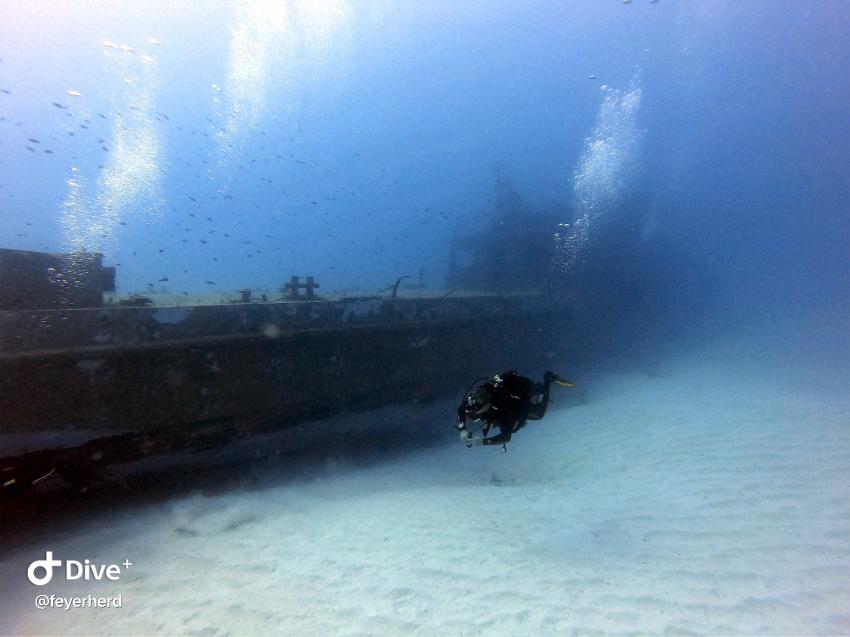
[{"x1": 2, "y1": 336, "x2": 849, "y2": 636}]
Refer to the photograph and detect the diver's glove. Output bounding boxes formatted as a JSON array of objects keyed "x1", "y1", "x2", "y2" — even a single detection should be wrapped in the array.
[{"x1": 460, "y1": 430, "x2": 483, "y2": 448}]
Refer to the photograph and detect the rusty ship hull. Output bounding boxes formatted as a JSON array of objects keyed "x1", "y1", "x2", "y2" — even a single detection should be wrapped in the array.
[
  {"x1": 0, "y1": 248, "x2": 566, "y2": 496},
  {"x1": 1, "y1": 294, "x2": 561, "y2": 436},
  {"x1": 0, "y1": 292, "x2": 565, "y2": 496}
]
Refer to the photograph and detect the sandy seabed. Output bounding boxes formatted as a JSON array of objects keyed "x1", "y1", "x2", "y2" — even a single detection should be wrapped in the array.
[{"x1": 2, "y1": 339, "x2": 849, "y2": 636}]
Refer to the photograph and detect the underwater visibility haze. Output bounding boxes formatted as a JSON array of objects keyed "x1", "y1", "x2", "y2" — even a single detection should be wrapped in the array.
[{"x1": 1, "y1": 1, "x2": 849, "y2": 635}]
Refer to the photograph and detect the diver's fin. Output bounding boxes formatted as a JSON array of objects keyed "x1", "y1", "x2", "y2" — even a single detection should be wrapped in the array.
[{"x1": 552, "y1": 374, "x2": 576, "y2": 388}]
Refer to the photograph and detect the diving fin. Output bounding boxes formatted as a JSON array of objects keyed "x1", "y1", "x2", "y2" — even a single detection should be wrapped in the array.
[{"x1": 551, "y1": 374, "x2": 576, "y2": 388}]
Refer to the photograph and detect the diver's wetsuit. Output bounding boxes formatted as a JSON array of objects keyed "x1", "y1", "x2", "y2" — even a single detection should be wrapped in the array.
[{"x1": 457, "y1": 371, "x2": 555, "y2": 446}]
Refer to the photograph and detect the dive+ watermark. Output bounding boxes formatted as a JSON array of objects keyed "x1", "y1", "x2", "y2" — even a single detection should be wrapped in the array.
[{"x1": 27, "y1": 551, "x2": 132, "y2": 586}]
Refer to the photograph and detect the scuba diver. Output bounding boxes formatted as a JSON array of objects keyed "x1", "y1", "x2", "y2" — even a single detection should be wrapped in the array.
[{"x1": 456, "y1": 370, "x2": 575, "y2": 450}]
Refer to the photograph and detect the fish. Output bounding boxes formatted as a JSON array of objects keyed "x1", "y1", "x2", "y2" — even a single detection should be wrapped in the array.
[
  {"x1": 141, "y1": 55, "x2": 157, "y2": 64},
  {"x1": 205, "y1": 280, "x2": 216, "y2": 285},
  {"x1": 159, "y1": 277, "x2": 169, "y2": 282},
  {"x1": 148, "y1": 36, "x2": 162, "y2": 46},
  {"x1": 52, "y1": 102, "x2": 68, "y2": 109},
  {"x1": 27, "y1": 138, "x2": 40, "y2": 144},
  {"x1": 67, "y1": 90, "x2": 82, "y2": 97},
  {"x1": 0, "y1": 89, "x2": 10, "y2": 95},
  {"x1": 158, "y1": 249, "x2": 165, "y2": 253}
]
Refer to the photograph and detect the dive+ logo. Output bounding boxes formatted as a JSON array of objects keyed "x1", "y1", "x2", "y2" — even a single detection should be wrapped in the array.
[{"x1": 27, "y1": 551, "x2": 132, "y2": 586}]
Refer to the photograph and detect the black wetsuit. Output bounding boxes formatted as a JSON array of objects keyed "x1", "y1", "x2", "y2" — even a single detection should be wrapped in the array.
[{"x1": 457, "y1": 370, "x2": 555, "y2": 446}]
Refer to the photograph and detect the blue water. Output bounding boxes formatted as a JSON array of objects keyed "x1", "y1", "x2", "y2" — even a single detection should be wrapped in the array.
[
  {"x1": 2, "y1": 0, "x2": 846, "y2": 325},
  {"x1": 2, "y1": 2, "x2": 850, "y2": 635}
]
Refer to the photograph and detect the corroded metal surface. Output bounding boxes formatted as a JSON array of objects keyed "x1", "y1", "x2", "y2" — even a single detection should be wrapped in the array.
[
  {"x1": 1, "y1": 295, "x2": 563, "y2": 434},
  {"x1": 0, "y1": 248, "x2": 114, "y2": 311},
  {"x1": 0, "y1": 294, "x2": 549, "y2": 351}
]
